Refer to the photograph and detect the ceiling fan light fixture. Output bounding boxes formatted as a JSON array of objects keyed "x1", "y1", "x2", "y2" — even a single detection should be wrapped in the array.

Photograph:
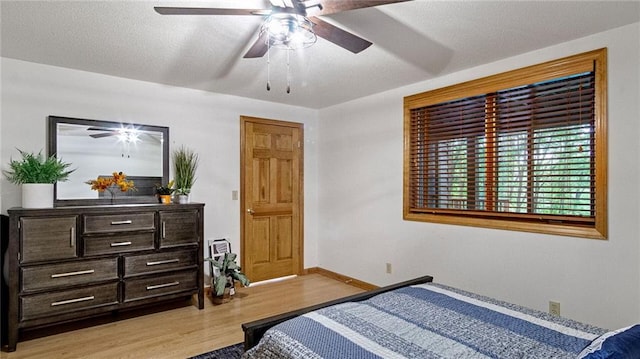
[
  {"x1": 260, "y1": 13, "x2": 316, "y2": 50},
  {"x1": 117, "y1": 127, "x2": 140, "y2": 144}
]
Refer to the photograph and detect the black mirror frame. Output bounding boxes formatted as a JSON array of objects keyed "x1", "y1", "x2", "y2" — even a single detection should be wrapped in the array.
[{"x1": 48, "y1": 115, "x2": 169, "y2": 207}]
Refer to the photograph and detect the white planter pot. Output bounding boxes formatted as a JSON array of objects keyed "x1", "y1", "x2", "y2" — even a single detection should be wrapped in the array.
[
  {"x1": 178, "y1": 194, "x2": 190, "y2": 204},
  {"x1": 22, "y1": 183, "x2": 54, "y2": 208}
]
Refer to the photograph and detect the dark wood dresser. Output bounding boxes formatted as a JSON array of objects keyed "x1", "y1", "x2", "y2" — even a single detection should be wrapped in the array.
[{"x1": 5, "y1": 203, "x2": 205, "y2": 352}]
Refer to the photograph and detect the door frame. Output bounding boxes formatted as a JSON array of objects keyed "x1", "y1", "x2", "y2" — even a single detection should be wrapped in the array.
[{"x1": 239, "y1": 115, "x2": 304, "y2": 279}]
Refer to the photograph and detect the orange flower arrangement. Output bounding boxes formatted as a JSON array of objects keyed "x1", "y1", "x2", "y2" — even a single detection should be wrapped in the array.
[{"x1": 86, "y1": 171, "x2": 136, "y2": 200}]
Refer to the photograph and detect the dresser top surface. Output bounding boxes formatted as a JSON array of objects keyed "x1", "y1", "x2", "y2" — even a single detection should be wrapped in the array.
[{"x1": 8, "y1": 202, "x2": 205, "y2": 216}]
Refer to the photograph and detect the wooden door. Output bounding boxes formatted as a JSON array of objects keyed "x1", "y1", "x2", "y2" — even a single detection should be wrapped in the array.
[{"x1": 240, "y1": 116, "x2": 303, "y2": 283}]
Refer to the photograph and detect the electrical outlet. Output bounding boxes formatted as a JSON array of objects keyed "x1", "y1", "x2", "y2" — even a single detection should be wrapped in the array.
[
  {"x1": 386, "y1": 263, "x2": 392, "y2": 274},
  {"x1": 232, "y1": 190, "x2": 238, "y2": 200},
  {"x1": 549, "y1": 301, "x2": 561, "y2": 316}
]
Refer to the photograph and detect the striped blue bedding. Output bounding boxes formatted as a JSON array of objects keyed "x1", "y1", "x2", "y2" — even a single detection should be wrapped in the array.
[{"x1": 243, "y1": 283, "x2": 607, "y2": 358}]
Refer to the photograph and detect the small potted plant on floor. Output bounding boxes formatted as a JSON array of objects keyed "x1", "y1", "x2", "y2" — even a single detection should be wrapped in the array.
[
  {"x1": 172, "y1": 145, "x2": 199, "y2": 204},
  {"x1": 155, "y1": 180, "x2": 175, "y2": 204},
  {"x1": 206, "y1": 253, "x2": 250, "y2": 304},
  {"x1": 3, "y1": 149, "x2": 74, "y2": 208}
]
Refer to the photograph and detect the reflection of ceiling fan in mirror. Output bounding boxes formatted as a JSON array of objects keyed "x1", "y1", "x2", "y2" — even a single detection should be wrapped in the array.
[
  {"x1": 154, "y1": 0, "x2": 411, "y2": 58},
  {"x1": 87, "y1": 127, "x2": 161, "y2": 143},
  {"x1": 87, "y1": 127, "x2": 118, "y2": 139}
]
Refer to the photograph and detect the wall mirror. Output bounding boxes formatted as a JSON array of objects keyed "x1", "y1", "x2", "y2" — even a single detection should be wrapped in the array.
[{"x1": 48, "y1": 116, "x2": 169, "y2": 206}]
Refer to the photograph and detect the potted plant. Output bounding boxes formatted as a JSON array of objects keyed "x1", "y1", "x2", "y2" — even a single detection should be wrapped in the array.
[
  {"x1": 155, "y1": 180, "x2": 175, "y2": 204},
  {"x1": 205, "y1": 252, "x2": 250, "y2": 304},
  {"x1": 3, "y1": 149, "x2": 74, "y2": 208},
  {"x1": 173, "y1": 145, "x2": 199, "y2": 204}
]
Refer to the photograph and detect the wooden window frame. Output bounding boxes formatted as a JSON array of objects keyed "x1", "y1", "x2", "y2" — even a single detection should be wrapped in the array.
[{"x1": 403, "y1": 48, "x2": 607, "y2": 239}]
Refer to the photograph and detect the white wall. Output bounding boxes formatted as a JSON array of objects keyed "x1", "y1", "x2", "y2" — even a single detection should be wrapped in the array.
[
  {"x1": 0, "y1": 59, "x2": 320, "y2": 271},
  {"x1": 318, "y1": 22, "x2": 640, "y2": 330}
]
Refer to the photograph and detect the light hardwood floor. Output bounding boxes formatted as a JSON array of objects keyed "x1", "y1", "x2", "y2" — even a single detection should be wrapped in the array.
[{"x1": 3, "y1": 274, "x2": 364, "y2": 358}]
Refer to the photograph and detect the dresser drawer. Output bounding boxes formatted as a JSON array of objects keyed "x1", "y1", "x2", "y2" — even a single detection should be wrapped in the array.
[
  {"x1": 159, "y1": 210, "x2": 199, "y2": 248},
  {"x1": 124, "y1": 270, "x2": 197, "y2": 302},
  {"x1": 84, "y1": 212, "x2": 155, "y2": 234},
  {"x1": 21, "y1": 282, "x2": 119, "y2": 321},
  {"x1": 22, "y1": 258, "x2": 118, "y2": 292},
  {"x1": 124, "y1": 250, "x2": 197, "y2": 277},
  {"x1": 20, "y1": 216, "x2": 78, "y2": 264},
  {"x1": 84, "y1": 233, "x2": 155, "y2": 256}
]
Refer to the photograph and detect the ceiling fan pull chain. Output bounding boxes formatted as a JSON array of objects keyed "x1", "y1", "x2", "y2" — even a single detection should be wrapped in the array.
[
  {"x1": 286, "y1": 50, "x2": 291, "y2": 94},
  {"x1": 266, "y1": 34, "x2": 271, "y2": 91}
]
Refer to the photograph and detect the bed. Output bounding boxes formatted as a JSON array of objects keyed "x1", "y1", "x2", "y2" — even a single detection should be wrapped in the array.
[{"x1": 241, "y1": 276, "x2": 640, "y2": 359}]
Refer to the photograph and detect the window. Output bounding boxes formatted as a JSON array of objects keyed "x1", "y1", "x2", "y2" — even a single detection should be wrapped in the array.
[{"x1": 403, "y1": 49, "x2": 607, "y2": 239}]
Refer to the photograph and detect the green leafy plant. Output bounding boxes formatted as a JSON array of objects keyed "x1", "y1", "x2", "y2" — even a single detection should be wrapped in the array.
[
  {"x1": 155, "y1": 180, "x2": 175, "y2": 195},
  {"x1": 206, "y1": 253, "x2": 250, "y2": 297},
  {"x1": 3, "y1": 149, "x2": 74, "y2": 184},
  {"x1": 173, "y1": 145, "x2": 199, "y2": 195}
]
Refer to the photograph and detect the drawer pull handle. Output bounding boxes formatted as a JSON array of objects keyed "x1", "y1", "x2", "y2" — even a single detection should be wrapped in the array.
[
  {"x1": 162, "y1": 221, "x2": 166, "y2": 239},
  {"x1": 146, "y1": 259, "x2": 179, "y2": 266},
  {"x1": 110, "y1": 241, "x2": 132, "y2": 247},
  {"x1": 146, "y1": 281, "x2": 179, "y2": 290},
  {"x1": 51, "y1": 296, "x2": 95, "y2": 307},
  {"x1": 51, "y1": 269, "x2": 95, "y2": 278},
  {"x1": 70, "y1": 227, "x2": 76, "y2": 248},
  {"x1": 111, "y1": 220, "x2": 133, "y2": 225}
]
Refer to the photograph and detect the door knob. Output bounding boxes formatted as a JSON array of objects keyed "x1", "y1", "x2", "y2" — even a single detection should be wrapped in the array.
[{"x1": 247, "y1": 208, "x2": 255, "y2": 214}]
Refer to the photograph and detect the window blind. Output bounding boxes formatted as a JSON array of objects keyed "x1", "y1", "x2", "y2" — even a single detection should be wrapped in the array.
[{"x1": 408, "y1": 72, "x2": 595, "y2": 225}]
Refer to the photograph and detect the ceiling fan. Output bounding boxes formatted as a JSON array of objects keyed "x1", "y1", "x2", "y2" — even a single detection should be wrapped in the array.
[
  {"x1": 87, "y1": 127, "x2": 161, "y2": 143},
  {"x1": 154, "y1": 0, "x2": 412, "y2": 58}
]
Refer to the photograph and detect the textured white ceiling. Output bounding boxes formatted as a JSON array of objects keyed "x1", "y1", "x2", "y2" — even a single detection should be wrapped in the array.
[{"x1": 2, "y1": 1, "x2": 639, "y2": 109}]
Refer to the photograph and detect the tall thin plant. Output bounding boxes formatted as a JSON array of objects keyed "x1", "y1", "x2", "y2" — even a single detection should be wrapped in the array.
[
  {"x1": 173, "y1": 145, "x2": 199, "y2": 194},
  {"x1": 3, "y1": 149, "x2": 74, "y2": 184}
]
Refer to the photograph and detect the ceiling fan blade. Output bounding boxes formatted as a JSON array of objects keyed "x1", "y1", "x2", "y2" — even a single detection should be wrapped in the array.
[
  {"x1": 307, "y1": 0, "x2": 412, "y2": 16},
  {"x1": 154, "y1": 7, "x2": 268, "y2": 16},
  {"x1": 243, "y1": 31, "x2": 270, "y2": 58},
  {"x1": 309, "y1": 17, "x2": 372, "y2": 54},
  {"x1": 90, "y1": 132, "x2": 116, "y2": 139}
]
